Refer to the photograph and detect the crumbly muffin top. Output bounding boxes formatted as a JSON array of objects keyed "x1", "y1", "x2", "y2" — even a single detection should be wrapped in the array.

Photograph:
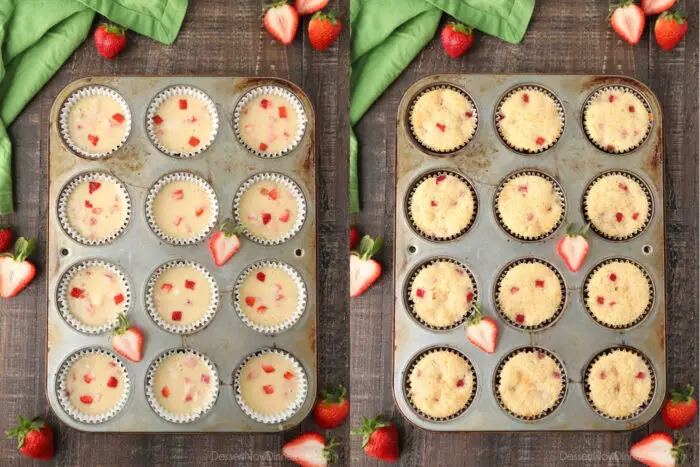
[
  {"x1": 409, "y1": 350, "x2": 474, "y2": 419},
  {"x1": 585, "y1": 174, "x2": 649, "y2": 238},
  {"x1": 409, "y1": 174, "x2": 475, "y2": 239},
  {"x1": 586, "y1": 261, "x2": 651, "y2": 327},
  {"x1": 584, "y1": 89, "x2": 650, "y2": 152},
  {"x1": 587, "y1": 350, "x2": 652, "y2": 418},
  {"x1": 410, "y1": 261, "x2": 475, "y2": 328},
  {"x1": 497, "y1": 174, "x2": 563, "y2": 238},
  {"x1": 497, "y1": 89, "x2": 562, "y2": 152},
  {"x1": 498, "y1": 351, "x2": 564, "y2": 418},
  {"x1": 410, "y1": 89, "x2": 477, "y2": 151},
  {"x1": 497, "y1": 262, "x2": 563, "y2": 326}
]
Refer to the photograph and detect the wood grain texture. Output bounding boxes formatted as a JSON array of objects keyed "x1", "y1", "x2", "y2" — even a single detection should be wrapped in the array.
[
  {"x1": 0, "y1": 1, "x2": 349, "y2": 465},
  {"x1": 351, "y1": 0, "x2": 698, "y2": 465}
]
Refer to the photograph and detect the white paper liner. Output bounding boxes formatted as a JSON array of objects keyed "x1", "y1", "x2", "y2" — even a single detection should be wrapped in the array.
[
  {"x1": 59, "y1": 86, "x2": 132, "y2": 159},
  {"x1": 232, "y1": 172, "x2": 307, "y2": 245},
  {"x1": 57, "y1": 172, "x2": 132, "y2": 246},
  {"x1": 56, "y1": 259, "x2": 131, "y2": 335},
  {"x1": 233, "y1": 260, "x2": 307, "y2": 335},
  {"x1": 145, "y1": 259, "x2": 220, "y2": 335},
  {"x1": 56, "y1": 347, "x2": 131, "y2": 424},
  {"x1": 233, "y1": 348, "x2": 308, "y2": 424},
  {"x1": 233, "y1": 85, "x2": 307, "y2": 158},
  {"x1": 145, "y1": 171, "x2": 219, "y2": 246},
  {"x1": 146, "y1": 85, "x2": 219, "y2": 157},
  {"x1": 145, "y1": 348, "x2": 220, "y2": 424}
]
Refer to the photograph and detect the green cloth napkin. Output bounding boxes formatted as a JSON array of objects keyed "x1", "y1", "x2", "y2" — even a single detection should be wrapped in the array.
[
  {"x1": 0, "y1": 0, "x2": 188, "y2": 215},
  {"x1": 350, "y1": 0, "x2": 535, "y2": 212}
]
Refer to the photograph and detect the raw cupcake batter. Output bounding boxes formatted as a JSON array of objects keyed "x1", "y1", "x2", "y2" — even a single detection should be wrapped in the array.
[
  {"x1": 151, "y1": 94, "x2": 214, "y2": 154},
  {"x1": 239, "y1": 353, "x2": 300, "y2": 416},
  {"x1": 239, "y1": 94, "x2": 299, "y2": 153},
  {"x1": 152, "y1": 180, "x2": 213, "y2": 240},
  {"x1": 584, "y1": 89, "x2": 650, "y2": 152},
  {"x1": 238, "y1": 266, "x2": 300, "y2": 328},
  {"x1": 65, "y1": 353, "x2": 126, "y2": 415},
  {"x1": 153, "y1": 265, "x2": 212, "y2": 327},
  {"x1": 153, "y1": 352, "x2": 216, "y2": 415},
  {"x1": 238, "y1": 180, "x2": 299, "y2": 241},
  {"x1": 66, "y1": 266, "x2": 126, "y2": 327},
  {"x1": 67, "y1": 94, "x2": 128, "y2": 154},
  {"x1": 66, "y1": 178, "x2": 128, "y2": 242}
]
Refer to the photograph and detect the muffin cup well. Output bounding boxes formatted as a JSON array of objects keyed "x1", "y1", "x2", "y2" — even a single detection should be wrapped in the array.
[
  {"x1": 233, "y1": 348, "x2": 308, "y2": 424},
  {"x1": 57, "y1": 172, "x2": 132, "y2": 246},
  {"x1": 145, "y1": 171, "x2": 219, "y2": 246},
  {"x1": 146, "y1": 86, "x2": 219, "y2": 157},
  {"x1": 56, "y1": 347, "x2": 131, "y2": 424},
  {"x1": 145, "y1": 348, "x2": 220, "y2": 424},
  {"x1": 493, "y1": 346, "x2": 567, "y2": 422},
  {"x1": 233, "y1": 85, "x2": 307, "y2": 158},
  {"x1": 56, "y1": 259, "x2": 131, "y2": 335},
  {"x1": 233, "y1": 260, "x2": 307, "y2": 335},
  {"x1": 403, "y1": 346, "x2": 477, "y2": 422},
  {"x1": 59, "y1": 86, "x2": 132, "y2": 159},
  {"x1": 232, "y1": 172, "x2": 307, "y2": 246}
]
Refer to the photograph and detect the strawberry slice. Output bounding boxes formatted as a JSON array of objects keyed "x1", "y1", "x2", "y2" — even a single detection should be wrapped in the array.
[
  {"x1": 152, "y1": 115, "x2": 164, "y2": 125},
  {"x1": 557, "y1": 223, "x2": 590, "y2": 272},
  {"x1": 465, "y1": 304, "x2": 498, "y2": 353},
  {"x1": 112, "y1": 113, "x2": 125, "y2": 124},
  {"x1": 107, "y1": 376, "x2": 119, "y2": 388},
  {"x1": 88, "y1": 181, "x2": 101, "y2": 194},
  {"x1": 630, "y1": 432, "x2": 687, "y2": 467},
  {"x1": 262, "y1": 364, "x2": 275, "y2": 373},
  {"x1": 610, "y1": 1, "x2": 645, "y2": 45},
  {"x1": 188, "y1": 136, "x2": 200, "y2": 147},
  {"x1": 642, "y1": 0, "x2": 676, "y2": 15},
  {"x1": 0, "y1": 237, "x2": 36, "y2": 298},
  {"x1": 295, "y1": 0, "x2": 329, "y2": 15},
  {"x1": 264, "y1": 3, "x2": 299, "y2": 46},
  {"x1": 178, "y1": 99, "x2": 188, "y2": 110},
  {"x1": 208, "y1": 219, "x2": 243, "y2": 267},
  {"x1": 350, "y1": 235, "x2": 382, "y2": 297},
  {"x1": 111, "y1": 314, "x2": 143, "y2": 362},
  {"x1": 282, "y1": 432, "x2": 339, "y2": 467}
]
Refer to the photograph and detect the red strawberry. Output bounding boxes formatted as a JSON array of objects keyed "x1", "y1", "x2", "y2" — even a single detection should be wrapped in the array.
[
  {"x1": 208, "y1": 219, "x2": 244, "y2": 267},
  {"x1": 661, "y1": 384, "x2": 698, "y2": 429},
  {"x1": 440, "y1": 22, "x2": 474, "y2": 58},
  {"x1": 308, "y1": 11, "x2": 342, "y2": 51},
  {"x1": 262, "y1": 364, "x2": 276, "y2": 373},
  {"x1": 188, "y1": 136, "x2": 200, "y2": 147},
  {"x1": 257, "y1": 271, "x2": 267, "y2": 282},
  {"x1": 160, "y1": 283, "x2": 173, "y2": 292},
  {"x1": 642, "y1": 0, "x2": 675, "y2": 15},
  {"x1": 80, "y1": 395, "x2": 93, "y2": 405},
  {"x1": 245, "y1": 296, "x2": 256, "y2": 307},
  {"x1": 610, "y1": 1, "x2": 645, "y2": 45},
  {"x1": 349, "y1": 226, "x2": 359, "y2": 250},
  {"x1": 557, "y1": 223, "x2": 590, "y2": 272},
  {"x1": 351, "y1": 415, "x2": 399, "y2": 462},
  {"x1": 179, "y1": 99, "x2": 188, "y2": 110},
  {"x1": 111, "y1": 313, "x2": 143, "y2": 362},
  {"x1": 629, "y1": 432, "x2": 687, "y2": 467},
  {"x1": 88, "y1": 181, "x2": 101, "y2": 194},
  {"x1": 172, "y1": 311, "x2": 182, "y2": 321},
  {"x1": 113, "y1": 293, "x2": 125, "y2": 305},
  {"x1": 295, "y1": 0, "x2": 329, "y2": 16},
  {"x1": 655, "y1": 10, "x2": 688, "y2": 51},
  {"x1": 263, "y1": 385, "x2": 274, "y2": 395},
  {"x1": 0, "y1": 237, "x2": 36, "y2": 298},
  {"x1": 465, "y1": 304, "x2": 498, "y2": 354},
  {"x1": 282, "y1": 432, "x2": 339, "y2": 467},
  {"x1": 279, "y1": 209, "x2": 291, "y2": 222},
  {"x1": 350, "y1": 235, "x2": 382, "y2": 297},
  {"x1": 184, "y1": 280, "x2": 196, "y2": 290},
  {"x1": 152, "y1": 115, "x2": 163, "y2": 125},
  {"x1": 161, "y1": 386, "x2": 170, "y2": 398},
  {"x1": 313, "y1": 384, "x2": 350, "y2": 429},
  {"x1": 264, "y1": 1, "x2": 299, "y2": 46},
  {"x1": 0, "y1": 226, "x2": 13, "y2": 253},
  {"x1": 112, "y1": 113, "x2": 125, "y2": 124},
  {"x1": 94, "y1": 23, "x2": 127, "y2": 59},
  {"x1": 6, "y1": 416, "x2": 54, "y2": 460},
  {"x1": 107, "y1": 376, "x2": 119, "y2": 388}
]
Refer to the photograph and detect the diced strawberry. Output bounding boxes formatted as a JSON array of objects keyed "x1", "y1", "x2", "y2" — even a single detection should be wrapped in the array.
[
  {"x1": 257, "y1": 272, "x2": 266, "y2": 282},
  {"x1": 616, "y1": 212, "x2": 624, "y2": 222},
  {"x1": 632, "y1": 212, "x2": 640, "y2": 220},
  {"x1": 194, "y1": 206, "x2": 205, "y2": 217},
  {"x1": 553, "y1": 371, "x2": 561, "y2": 378},
  {"x1": 70, "y1": 287, "x2": 86, "y2": 299},
  {"x1": 245, "y1": 296, "x2": 256, "y2": 307},
  {"x1": 609, "y1": 94, "x2": 616, "y2": 103},
  {"x1": 607, "y1": 144, "x2": 616, "y2": 151},
  {"x1": 436, "y1": 123, "x2": 446, "y2": 132},
  {"x1": 269, "y1": 189, "x2": 279, "y2": 200},
  {"x1": 597, "y1": 296, "x2": 605, "y2": 304},
  {"x1": 435, "y1": 175, "x2": 447, "y2": 184},
  {"x1": 87, "y1": 134, "x2": 99, "y2": 146},
  {"x1": 466, "y1": 292, "x2": 474, "y2": 302},
  {"x1": 152, "y1": 115, "x2": 164, "y2": 125},
  {"x1": 278, "y1": 209, "x2": 291, "y2": 223},
  {"x1": 284, "y1": 371, "x2": 295, "y2": 380},
  {"x1": 610, "y1": 301, "x2": 617, "y2": 307},
  {"x1": 518, "y1": 185, "x2": 528, "y2": 193},
  {"x1": 80, "y1": 395, "x2": 93, "y2": 405},
  {"x1": 510, "y1": 287, "x2": 520, "y2": 294},
  {"x1": 636, "y1": 372, "x2": 646, "y2": 379},
  {"x1": 89, "y1": 217, "x2": 97, "y2": 226},
  {"x1": 160, "y1": 283, "x2": 173, "y2": 292},
  {"x1": 257, "y1": 306, "x2": 268, "y2": 313},
  {"x1": 188, "y1": 136, "x2": 200, "y2": 147},
  {"x1": 259, "y1": 142, "x2": 269, "y2": 151},
  {"x1": 618, "y1": 183, "x2": 629, "y2": 191},
  {"x1": 279, "y1": 106, "x2": 288, "y2": 118},
  {"x1": 537, "y1": 351, "x2": 545, "y2": 359},
  {"x1": 526, "y1": 213, "x2": 535, "y2": 221},
  {"x1": 185, "y1": 280, "x2": 196, "y2": 290},
  {"x1": 184, "y1": 393, "x2": 193, "y2": 402},
  {"x1": 261, "y1": 99, "x2": 272, "y2": 109},
  {"x1": 465, "y1": 111, "x2": 473, "y2": 118},
  {"x1": 600, "y1": 371, "x2": 607, "y2": 379},
  {"x1": 515, "y1": 314, "x2": 525, "y2": 324},
  {"x1": 262, "y1": 213, "x2": 272, "y2": 225},
  {"x1": 262, "y1": 364, "x2": 275, "y2": 373},
  {"x1": 535, "y1": 279, "x2": 545, "y2": 288},
  {"x1": 173, "y1": 216, "x2": 183, "y2": 226},
  {"x1": 179, "y1": 99, "x2": 188, "y2": 110},
  {"x1": 161, "y1": 386, "x2": 170, "y2": 398},
  {"x1": 171, "y1": 311, "x2": 182, "y2": 321},
  {"x1": 610, "y1": 273, "x2": 617, "y2": 282},
  {"x1": 416, "y1": 288, "x2": 425, "y2": 298},
  {"x1": 263, "y1": 385, "x2": 274, "y2": 395},
  {"x1": 113, "y1": 294, "x2": 125, "y2": 305},
  {"x1": 88, "y1": 181, "x2": 101, "y2": 194},
  {"x1": 536, "y1": 136, "x2": 545, "y2": 146},
  {"x1": 522, "y1": 93, "x2": 530, "y2": 103},
  {"x1": 112, "y1": 113, "x2": 125, "y2": 124},
  {"x1": 430, "y1": 200, "x2": 438, "y2": 207},
  {"x1": 83, "y1": 373, "x2": 95, "y2": 384},
  {"x1": 456, "y1": 379, "x2": 465, "y2": 387},
  {"x1": 91, "y1": 207, "x2": 103, "y2": 215},
  {"x1": 629, "y1": 105, "x2": 635, "y2": 113},
  {"x1": 107, "y1": 376, "x2": 119, "y2": 388},
  {"x1": 172, "y1": 189, "x2": 184, "y2": 200},
  {"x1": 84, "y1": 200, "x2": 93, "y2": 208}
]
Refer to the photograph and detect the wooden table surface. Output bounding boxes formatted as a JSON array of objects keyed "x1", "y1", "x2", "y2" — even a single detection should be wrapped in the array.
[{"x1": 351, "y1": 0, "x2": 699, "y2": 466}]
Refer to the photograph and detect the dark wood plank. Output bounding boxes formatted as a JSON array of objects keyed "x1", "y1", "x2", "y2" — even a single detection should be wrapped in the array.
[
  {"x1": 0, "y1": 1, "x2": 349, "y2": 465},
  {"x1": 351, "y1": 0, "x2": 698, "y2": 465}
]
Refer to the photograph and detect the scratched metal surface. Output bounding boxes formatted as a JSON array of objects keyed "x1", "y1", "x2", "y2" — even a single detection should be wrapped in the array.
[
  {"x1": 46, "y1": 76, "x2": 317, "y2": 433},
  {"x1": 393, "y1": 74, "x2": 665, "y2": 432}
]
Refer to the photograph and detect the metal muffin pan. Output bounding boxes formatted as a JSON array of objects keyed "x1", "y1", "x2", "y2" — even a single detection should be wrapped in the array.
[
  {"x1": 393, "y1": 74, "x2": 666, "y2": 432},
  {"x1": 47, "y1": 76, "x2": 317, "y2": 432}
]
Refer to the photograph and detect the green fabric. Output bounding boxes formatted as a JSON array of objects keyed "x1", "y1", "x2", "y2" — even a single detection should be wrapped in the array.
[
  {"x1": 349, "y1": 0, "x2": 535, "y2": 212},
  {"x1": 0, "y1": 0, "x2": 187, "y2": 215}
]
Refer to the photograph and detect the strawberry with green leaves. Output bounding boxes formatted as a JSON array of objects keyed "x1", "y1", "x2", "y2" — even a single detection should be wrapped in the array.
[
  {"x1": 465, "y1": 304, "x2": 498, "y2": 354},
  {"x1": 350, "y1": 235, "x2": 382, "y2": 297},
  {"x1": 351, "y1": 415, "x2": 399, "y2": 462},
  {"x1": 655, "y1": 10, "x2": 688, "y2": 51},
  {"x1": 313, "y1": 384, "x2": 349, "y2": 429},
  {"x1": 440, "y1": 22, "x2": 474, "y2": 58},
  {"x1": 282, "y1": 432, "x2": 339, "y2": 467},
  {"x1": 208, "y1": 218, "x2": 244, "y2": 267},
  {"x1": 94, "y1": 24, "x2": 127, "y2": 59},
  {"x1": 629, "y1": 432, "x2": 686, "y2": 467},
  {"x1": 6, "y1": 416, "x2": 54, "y2": 460},
  {"x1": 661, "y1": 384, "x2": 698, "y2": 429},
  {"x1": 557, "y1": 223, "x2": 590, "y2": 272},
  {"x1": 0, "y1": 237, "x2": 36, "y2": 298},
  {"x1": 308, "y1": 11, "x2": 342, "y2": 51},
  {"x1": 112, "y1": 313, "x2": 143, "y2": 362}
]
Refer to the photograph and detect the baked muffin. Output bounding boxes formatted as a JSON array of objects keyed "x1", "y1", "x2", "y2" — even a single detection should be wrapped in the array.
[
  {"x1": 410, "y1": 88, "x2": 477, "y2": 152},
  {"x1": 497, "y1": 261, "x2": 563, "y2": 327},
  {"x1": 409, "y1": 173, "x2": 476, "y2": 239},
  {"x1": 584, "y1": 88, "x2": 651, "y2": 153},
  {"x1": 586, "y1": 349, "x2": 653, "y2": 418},
  {"x1": 497, "y1": 88, "x2": 562, "y2": 152},
  {"x1": 408, "y1": 350, "x2": 474, "y2": 419},
  {"x1": 586, "y1": 260, "x2": 651, "y2": 327},
  {"x1": 496, "y1": 173, "x2": 564, "y2": 239},
  {"x1": 410, "y1": 260, "x2": 475, "y2": 328},
  {"x1": 584, "y1": 173, "x2": 650, "y2": 238},
  {"x1": 497, "y1": 350, "x2": 564, "y2": 418}
]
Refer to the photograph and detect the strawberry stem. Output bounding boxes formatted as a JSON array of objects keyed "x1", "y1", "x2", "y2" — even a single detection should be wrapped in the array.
[
  {"x1": 352, "y1": 235, "x2": 382, "y2": 260},
  {"x1": 350, "y1": 415, "x2": 391, "y2": 448},
  {"x1": 669, "y1": 384, "x2": 694, "y2": 403},
  {"x1": 448, "y1": 21, "x2": 472, "y2": 35},
  {"x1": 219, "y1": 218, "x2": 245, "y2": 237},
  {"x1": 660, "y1": 10, "x2": 688, "y2": 24},
  {"x1": 100, "y1": 23, "x2": 127, "y2": 36},
  {"x1": 113, "y1": 313, "x2": 130, "y2": 336},
  {"x1": 6, "y1": 416, "x2": 45, "y2": 449},
  {"x1": 312, "y1": 11, "x2": 339, "y2": 24},
  {"x1": 321, "y1": 384, "x2": 347, "y2": 404},
  {"x1": 7, "y1": 237, "x2": 35, "y2": 262},
  {"x1": 466, "y1": 303, "x2": 483, "y2": 326},
  {"x1": 672, "y1": 435, "x2": 688, "y2": 464},
  {"x1": 323, "y1": 437, "x2": 341, "y2": 464}
]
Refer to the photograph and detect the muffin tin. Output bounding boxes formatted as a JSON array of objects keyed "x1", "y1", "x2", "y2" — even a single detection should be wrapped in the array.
[
  {"x1": 393, "y1": 74, "x2": 666, "y2": 431},
  {"x1": 47, "y1": 76, "x2": 317, "y2": 432}
]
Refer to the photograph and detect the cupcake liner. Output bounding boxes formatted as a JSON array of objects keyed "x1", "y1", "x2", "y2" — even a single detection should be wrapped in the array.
[
  {"x1": 145, "y1": 259, "x2": 220, "y2": 335},
  {"x1": 59, "y1": 86, "x2": 132, "y2": 159},
  {"x1": 494, "y1": 257, "x2": 567, "y2": 331},
  {"x1": 146, "y1": 85, "x2": 219, "y2": 157},
  {"x1": 493, "y1": 169, "x2": 567, "y2": 242},
  {"x1": 582, "y1": 257, "x2": 655, "y2": 330},
  {"x1": 56, "y1": 347, "x2": 131, "y2": 424},
  {"x1": 407, "y1": 84, "x2": 479, "y2": 155},
  {"x1": 403, "y1": 346, "x2": 477, "y2": 422},
  {"x1": 581, "y1": 170, "x2": 653, "y2": 241},
  {"x1": 145, "y1": 171, "x2": 220, "y2": 246},
  {"x1": 233, "y1": 85, "x2": 307, "y2": 158},
  {"x1": 57, "y1": 172, "x2": 132, "y2": 246},
  {"x1": 56, "y1": 259, "x2": 131, "y2": 334},
  {"x1": 233, "y1": 172, "x2": 307, "y2": 245},
  {"x1": 493, "y1": 346, "x2": 567, "y2": 422},
  {"x1": 233, "y1": 260, "x2": 307, "y2": 335},
  {"x1": 404, "y1": 257, "x2": 478, "y2": 331},
  {"x1": 583, "y1": 346, "x2": 656, "y2": 421},
  {"x1": 405, "y1": 170, "x2": 478, "y2": 242},
  {"x1": 233, "y1": 347, "x2": 308, "y2": 424},
  {"x1": 582, "y1": 85, "x2": 653, "y2": 154},
  {"x1": 494, "y1": 85, "x2": 565, "y2": 155},
  {"x1": 145, "y1": 348, "x2": 220, "y2": 424}
]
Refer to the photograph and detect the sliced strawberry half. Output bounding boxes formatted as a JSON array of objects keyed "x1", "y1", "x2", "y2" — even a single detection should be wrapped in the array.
[
  {"x1": 282, "y1": 432, "x2": 339, "y2": 467},
  {"x1": 350, "y1": 235, "x2": 382, "y2": 297},
  {"x1": 610, "y1": 1, "x2": 645, "y2": 45},
  {"x1": 465, "y1": 304, "x2": 498, "y2": 354},
  {"x1": 642, "y1": 0, "x2": 676, "y2": 15},
  {"x1": 295, "y1": 0, "x2": 329, "y2": 16},
  {"x1": 629, "y1": 432, "x2": 687, "y2": 467},
  {"x1": 208, "y1": 218, "x2": 244, "y2": 267},
  {"x1": 0, "y1": 237, "x2": 37, "y2": 298},
  {"x1": 111, "y1": 313, "x2": 143, "y2": 362},
  {"x1": 556, "y1": 223, "x2": 590, "y2": 272},
  {"x1": 264, "y1": 1, "x2": 299, "y2": 46}
]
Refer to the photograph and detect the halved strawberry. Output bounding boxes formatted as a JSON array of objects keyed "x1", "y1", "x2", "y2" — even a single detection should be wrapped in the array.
[
  {"x1": 295, "y1": 0, "x2": 328, "y2": 15},
  {"x1": 642, "y1": 0, "x2": 675, "y2": 15},
  {"x1": 557, "y1": 223, "x2": 590, "y2": 272},
  {"x1": 208, "y1": 218, "x2": 244, "y2": 267},
  {"x1": 465, "y1": 304, "x2": 498, "y2": 354},
  {"x1": 630, "y1": 432, "x2": 687, "y2": 467},
  {"x1": 0, "y1": 237, "x2": 37, "y2": 298},
  {"x1": 350, "y1": 235, "x2": 382, "y2": 297},
  {"x1": 111, "y1": 313, "x2": 143, "y2": 362},
  {"x1": 264, "y1": 1, "x2": 299, "y2": 46},
  {"x1": 610, "y1": 1, "x2": 645, "y2": 45},
  {"x1": 282, "y1": 432, "x2": 339, "y2": 467}
]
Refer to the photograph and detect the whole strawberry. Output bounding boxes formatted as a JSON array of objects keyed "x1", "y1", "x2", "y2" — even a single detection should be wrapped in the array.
[
  {"x1": 661, "y1": 384, "x2": 698, "y2": 429},
  {"x1": 308, "y1": 11, "x2": 342, "y2": 51},
  {"x1": 0, "y1": 225, "x2": 12, "y2": 253},
  {"x1": 349, "y1": 226, "x2": 359, "y2": 250},
  {"x1": 655, "y1": 10, "x2": 688, "y2": 51},
  {"x1": 351, "y1": 415, "x2": 399, "y2": 462},
  {"x1": 313, "y1": 384, "x2": 350, "y2": 429},
  {"x1": 440, "y1": 22, "x2": 473, "y2": 58},
  {"x1": 6, "y1": 416, "x2": 54, "y2": 460},
  {"x1": 94, "y1": 24, "x2": 127, "y2": 59}
]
